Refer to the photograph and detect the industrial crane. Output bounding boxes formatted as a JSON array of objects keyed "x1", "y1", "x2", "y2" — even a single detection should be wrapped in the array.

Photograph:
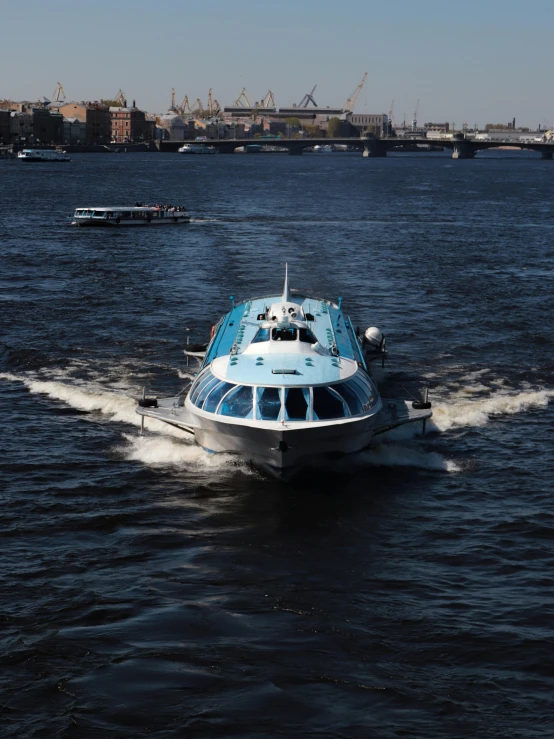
[
  {"x1": 260, "y1": 90, "x2": 276, "y2": 108},
  {"x1": 343, "y1": 73, "x2": 367, "y2": 113},
  {"x1": 412, "y1": 99, "x2": 419, "y2": 131},
  {"x1": 388, "y1": 99, "x2": 395, "y2": 128},
  {"x1": 206, "y1": 89, "x2": 221, "y2": 115},
  {"x1": 233, "y1": 88, "x2": 252, "y2": 107},
  {"x1": 52, "y1": 82, "x2": 66, "y2": 102},
  {"x1": 178, "y1": 96, "x2": 193, "y2": 116},
  {"x1": 298, "y1": 85, "x2": 318, "y2": 108}
]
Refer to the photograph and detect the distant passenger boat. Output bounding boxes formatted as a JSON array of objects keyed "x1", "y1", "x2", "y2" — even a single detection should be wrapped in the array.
[
  {"x1": 312, "y1": 145, "x2": 335, "y2": 153},
  {"x1": 72, "y1": 206, "x2": 190, "y2": 227},
  {"x1": 178, "y1": 144, "x2": 216, "y2": 155},
  {"x1": 18, "y1": 148, "x2": 70, "y2": 162}
]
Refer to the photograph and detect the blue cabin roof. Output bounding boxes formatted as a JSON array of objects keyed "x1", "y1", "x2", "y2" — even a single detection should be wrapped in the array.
[{"x1": 201, "y1": 293, "x2": 367, "y2": 387}]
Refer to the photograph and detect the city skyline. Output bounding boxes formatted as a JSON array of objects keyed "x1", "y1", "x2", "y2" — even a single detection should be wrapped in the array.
[{"x1": 1, "y1": 0, "x2": 553, "y2": 129}]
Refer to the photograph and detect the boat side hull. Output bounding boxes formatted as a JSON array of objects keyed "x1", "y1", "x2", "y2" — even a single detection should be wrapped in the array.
[{"x1": 73, "y1": 218, "x2": 190, "y2": 227}]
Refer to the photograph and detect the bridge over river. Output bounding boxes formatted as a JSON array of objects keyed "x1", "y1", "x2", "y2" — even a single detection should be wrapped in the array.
[{"x1": 161, "y1": 136, "x2": 554, "y2": 160}]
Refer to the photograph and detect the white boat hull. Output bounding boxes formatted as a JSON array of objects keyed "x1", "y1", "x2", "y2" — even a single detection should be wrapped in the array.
[{"x1": 194, "y1": 415, "x2": 376, "y2": 477}]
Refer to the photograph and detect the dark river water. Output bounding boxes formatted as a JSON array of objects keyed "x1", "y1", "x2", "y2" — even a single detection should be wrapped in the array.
[{"x1": 1, "y1": 150, "x2": 554, "y2": 738}]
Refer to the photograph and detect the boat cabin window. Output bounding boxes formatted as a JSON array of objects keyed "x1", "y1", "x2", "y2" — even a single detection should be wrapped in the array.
[
  {"x1": 252, "y1": 327, "x2": 270, "y2": 344},
  {"x1": 256, "y1": 387, "x2": 282, "y2": 420},
  {"x1": 313, "y1": 386, "x2": 347, "y2": 420},
  {"x1": 345, "y1": 375, "x2": 378, "y2": 411},
  {"x1": 218, "y1": 385, "x2": 253, "y2": 418},
  {"x1": 331, "y1": 382, "x2": 363, "y2": 416},
  {"x1": 192, "y1": 373, "x2": 219, "y2": 408},
  {"x1": 203, "y1": 381, "x2": 234, "y2": 413},
  {"x1": 271, "y1": 327, "x2": 297, "y2": 342},
  {"x1": 189, "y1": 369, "x2": 214, "y2": 405},
  {"x1": 298, "y1": 328, "x2": 317, "y2": 344},
  {"x1": 285, "y1": 387, "x2": 309, "y2": 421}
]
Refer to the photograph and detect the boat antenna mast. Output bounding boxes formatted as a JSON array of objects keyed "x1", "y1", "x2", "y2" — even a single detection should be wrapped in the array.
[{"x1": 282, "y1": 263, "x2": 289, "y2": 304}]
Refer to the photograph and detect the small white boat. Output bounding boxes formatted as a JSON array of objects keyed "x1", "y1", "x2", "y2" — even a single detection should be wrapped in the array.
[
  {"x1": 72, "y1": 205, "x2": 190, "y2": 227},
  {"x1": 18, "y1": 148, "x2": 70, "y2": 162},
  {"x1": 178, "y1": 144, "x2": 216, "y2": 155},
  {"x1": 136, "y1": 266, "x2": 432, "y2": 479},
  {"x1": 312, "y1": 145, "x2": 335, "y2": 153}
]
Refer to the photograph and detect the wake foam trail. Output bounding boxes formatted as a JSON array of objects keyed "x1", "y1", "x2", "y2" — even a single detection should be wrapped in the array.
[
  {"x1": 430, "y1": 389, "x2": 554, "y2": 433},
  {"x1": 364, "y1": 444, "x2": 460, "y2": 472},
  {"x1": 0, "y1": 372, "x2": 189, "y2": 439},
  {"x1": 118, "y1": 433, "x2": 258, "y2": 475}
]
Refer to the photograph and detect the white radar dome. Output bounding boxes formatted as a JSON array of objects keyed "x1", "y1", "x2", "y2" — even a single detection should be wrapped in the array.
[{"x1": 364, "y1": 327, "x2": 383, "y2": 348}]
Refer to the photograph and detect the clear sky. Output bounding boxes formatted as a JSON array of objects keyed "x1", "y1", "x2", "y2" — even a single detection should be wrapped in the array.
[{"x1": 2, "y1": 0, "x2": 553, "y2": 128}]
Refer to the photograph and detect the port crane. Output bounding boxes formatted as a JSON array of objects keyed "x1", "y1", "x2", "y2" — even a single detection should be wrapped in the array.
[
  {"x1": 388, "y1": 99, "x2": 395, "y2": 128},
  {"x1": 173, "y1": 89, "x2": 221, "y2": 117},
  {"x1": 233, "y1": 88, "x2": 252, "y2": 107},
  {"x1": 178, "y1": 96, "x2": 193, "y2": 116},
  {"x1": 343, "y1": 73, "x2": 367, "y2": 113},
  {"x1": 412, "y1": 99, "x2": 419, "y2": 131},
  {"x1": 259, "y1": 90, "x2": 276, "y2": 108},
  {"x1": 298, "y1": 85, "x2": 318, "y2": 108},
  {"x1": 52, "y1": 82, "x2": 66, "y2": 102},
  {"x1": 205, "y1": 89, "x2": 221, "y2": 115}
]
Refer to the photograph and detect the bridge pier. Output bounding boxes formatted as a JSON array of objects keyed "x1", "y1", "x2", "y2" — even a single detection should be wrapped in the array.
[
  {"x1": 452, "y1": 143, "x2": 475, "y2": 159},
  {"x1": 218, "y1": 144, "x2": 237, "y2": 154},
  {"x1": 541, "y1": 150, "x2": 553, "y2": 160},
  {"x1": 362, "y1": 142, "x2": 387, "y2": 158},
  {"x1": 287, "y1": 146, "x2": 304, "y2": 156}
]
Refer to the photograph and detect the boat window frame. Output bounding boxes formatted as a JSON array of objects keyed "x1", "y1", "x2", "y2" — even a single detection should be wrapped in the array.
[
  {"x1": 330, "y1": 381, "x2": 364, "y2": 416},
  {"x1": 195, "y1": 374, "x2": 220, "y2": 408},
  {"x1": 312, "y1": 385, "x2": 350, "y2": 421},
  {"x1": 284, "y1": 386, "x2": 310, "y2": 422},
  {"x1": 255, "y1": 386, "x2": 283, "y2": 422},
  {"x1": 217, "y1": 384, "x2": 254, "y2": 419},
  {"x1": 189, "y1": 368, "x2": 214, "y2": 405},
  {"x1": 271, "y1": 326, "x2": 298, "y2": 342},
  {"x1": 203, "y1": 380, "x2": 235, "y2": 414}
]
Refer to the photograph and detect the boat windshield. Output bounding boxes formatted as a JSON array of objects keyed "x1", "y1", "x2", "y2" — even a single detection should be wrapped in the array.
[
  {"x1": 187, "y1": 370, "x2": 378, "y2": 421},
  {"x1": 272, "y1": 327, "x2": 297, "y2": 341},
  {"x1": 252, "y1": 327, "x2": 270, "y2": 343}
]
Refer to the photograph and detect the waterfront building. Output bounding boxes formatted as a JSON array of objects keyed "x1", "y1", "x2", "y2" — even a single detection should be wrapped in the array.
[
  {"x1": 110, "y1": 101, "x2": 146, "y2": 143},
  {"x1": 424, "y1": 122, "x2": 450, "y2": 133},
  {"x1": 9, "y1": 111, "x2": 33, "y2": 144},
  {"x1": 63, "y1": 117, "x2": 87, "y2": 145},
  {"x1": 32, "y1": 108, "x2": 64, "y2": 144},
  {"x1": 0, "y1": 110, "x2": 10, "y2": 143},
  {"x1": 144, "y1": 116, "x2": 157, "y2": 141},
  {"x1": 346, "y1": 113, "x2": 388, "y2": 136},
  {"x1": 57, "y1": 102, "x2": 111, "y2": 145},
  {"x1": 156, "y1": 111, "x2": 188, "y2": 141}
]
